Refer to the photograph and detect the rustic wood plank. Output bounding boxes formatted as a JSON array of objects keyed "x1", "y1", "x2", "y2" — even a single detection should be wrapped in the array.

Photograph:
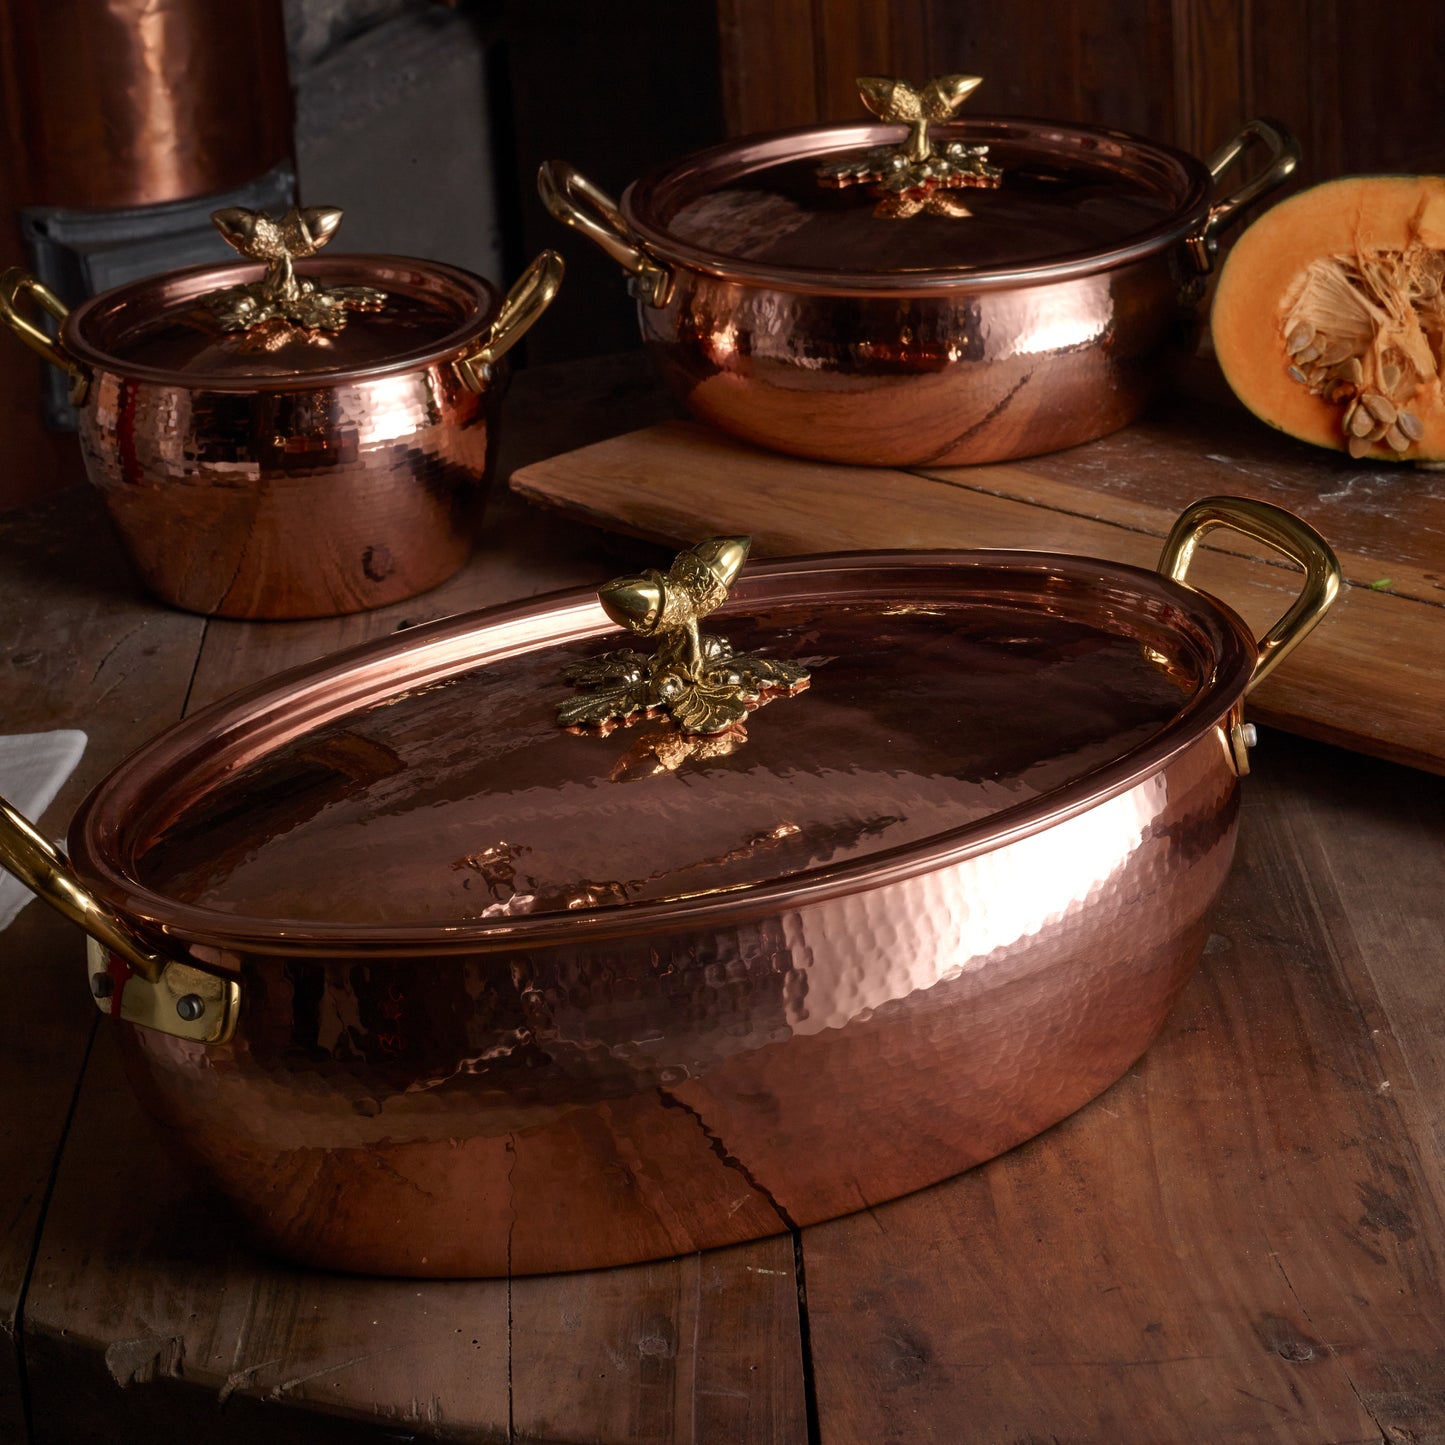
[
  {"x1": 0, "y1": 487, "x2": 206, "y2": 1439},
  {"x1": 23, "y1": 1025, "x2": 512, "y2": 1444},
  {"x1": 508, "y1": 415, "x2": 1445, "y2": 775},
  {"x1": 510, "y1": 1235, "x2": 805, "y2": 1443},
  {"x1": 801, "y1": 737, "x2": 1445, "y2": 1444}
]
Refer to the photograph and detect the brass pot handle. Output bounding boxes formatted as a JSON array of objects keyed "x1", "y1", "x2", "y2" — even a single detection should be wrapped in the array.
[
  {"x1": 1188, "y1": 118, "x2": 1301, "y2": 272},
  {"x1": 1157, "y1": 495, "x2": 1340, "y2": 693},
  {"x1": 456, "y1": 249, "x2": 565, "y2": 391},
  {"x1": 0, "y1": 793, "x2": 240, "y2": 1043},
  {"x1": 0, "y1": 267, "x2": 89, "y2": 396},
  {"x1": 537, "y1": 161, "x2": 673, "y2": 307}
]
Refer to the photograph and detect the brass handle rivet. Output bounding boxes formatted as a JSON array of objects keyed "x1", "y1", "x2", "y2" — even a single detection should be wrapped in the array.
[{"x1": 176, "y1": 994, "x2": 206, "y2": 1022}]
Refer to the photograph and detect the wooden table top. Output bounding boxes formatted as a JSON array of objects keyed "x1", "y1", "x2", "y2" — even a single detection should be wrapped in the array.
[{"x1": 2, "y1": 353, "x2": 1443, "y2": 1445}]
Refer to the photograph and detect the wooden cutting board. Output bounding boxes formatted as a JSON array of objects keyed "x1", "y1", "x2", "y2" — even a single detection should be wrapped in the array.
[{"x1": 511, "y1": 383, "x2": 1445, "y2": 776}]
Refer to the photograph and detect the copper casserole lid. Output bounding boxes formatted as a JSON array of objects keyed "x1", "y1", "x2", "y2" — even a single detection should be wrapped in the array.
[
  {"x1": 75, "y1": 542, "x2": 1262, "y2": 954},
  {"x1": 627, "y1": 117, "x2": 1212, "y2": 290},
  {"x1": 63, "y1": 253, "x2": 505, "y2": 389}
]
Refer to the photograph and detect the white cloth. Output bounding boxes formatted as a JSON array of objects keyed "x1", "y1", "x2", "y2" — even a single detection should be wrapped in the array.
[{"x1": 0, "y1": 730, "x2": 87, "y2": 931}]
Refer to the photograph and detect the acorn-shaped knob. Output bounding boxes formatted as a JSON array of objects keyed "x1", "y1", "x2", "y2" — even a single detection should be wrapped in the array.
[{"x1": 598, "y1": 536, "x2": 749, "y2": 639}]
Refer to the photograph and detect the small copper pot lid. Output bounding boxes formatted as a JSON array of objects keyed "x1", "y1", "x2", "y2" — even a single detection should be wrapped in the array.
[
  {"x1": 626, "y1": 117, "x2": 1211, "y2": 287},
  {"x1": 64, "y1": 253, "x2": 502, "y2": 391},
  {"x1": 69, "y1": 550, "x2": 1255, "y2": 956}
]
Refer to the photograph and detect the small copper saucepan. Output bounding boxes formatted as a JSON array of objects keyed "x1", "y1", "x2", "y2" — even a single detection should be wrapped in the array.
[
  {"x1": 1, "y1": 207, "x2": 563, "y2": 619},
  {"x1": 540, "y1": 74, "x2": 1299, "y2": 467},
  {"x1": 0, "y1": 497, "x2": 1339, "y2": 1277}
]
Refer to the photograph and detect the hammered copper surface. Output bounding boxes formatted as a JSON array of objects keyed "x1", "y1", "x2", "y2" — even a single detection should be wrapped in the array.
[
  {"x1": 641, "y1": 259, "x2": 1193, "y2": 466},
  {"x1": 115, "y1": 727, "x2": 1236, "y2": 1276},
  {"x1": 63, "y1": 257, "x2": 506, "y2": 619},
  {"x1": 545, "y1": 118, "x2": 1293, "y2": 466},
  {"x1": 62, "y1": 553, "x2": 1259, "y2": 1276}
]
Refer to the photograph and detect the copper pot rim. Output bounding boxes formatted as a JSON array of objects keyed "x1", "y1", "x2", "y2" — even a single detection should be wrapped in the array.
[
  {"x1": 68, "y1": 548, "x2": 1257, "y2": 962},
  {"x1": 622, "y1": 116, "x2": 1214, "y2": 295},
  {"x1": 61, "y1": 253, "x2": 505, "y2": 392}
]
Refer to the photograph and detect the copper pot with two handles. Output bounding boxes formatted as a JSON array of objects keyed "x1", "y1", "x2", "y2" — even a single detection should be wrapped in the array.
[
  {"x1": 0, "y1": 207, "x2": 563, "y2": 619},
  {"x1": 540, "y1": 74, "x2": 1299, "y2": 467},
  {"x1": 0, "y1": 496, "x2": 1338, "y2": 1277}
]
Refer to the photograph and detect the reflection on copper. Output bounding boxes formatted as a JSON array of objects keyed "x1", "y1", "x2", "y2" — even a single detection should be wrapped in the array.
[
  {"x1": 50, "y1": 552, "x2": 1281, "y2": 1276},
  {"x1": 61, "y1": 256, "x2": 509, "y2": 619},
  {"x1": 2, "y1": 0, "x2": 291, "y2": 209}
]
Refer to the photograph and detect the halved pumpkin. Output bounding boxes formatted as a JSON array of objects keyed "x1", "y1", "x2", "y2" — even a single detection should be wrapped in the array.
[{"x1": 1211, "y1": 175, "x2": 1445, "y2": 462}]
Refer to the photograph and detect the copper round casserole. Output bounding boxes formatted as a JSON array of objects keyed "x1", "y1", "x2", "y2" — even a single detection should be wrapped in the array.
[
  {"x1": 0, "y1": 498, "x2": 1339, "y2": 1277},
  {"x1": 541, "y1": 102, "x2": 1298, "y2": 466},
  {"x1": 0, "y1": 224, "x2": 563, "y2": 619}
]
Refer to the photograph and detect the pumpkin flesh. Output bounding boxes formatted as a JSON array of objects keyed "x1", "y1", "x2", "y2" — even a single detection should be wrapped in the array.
[{"x1": 1211, "y1": 175, "x2": 1445, "y2": 462}]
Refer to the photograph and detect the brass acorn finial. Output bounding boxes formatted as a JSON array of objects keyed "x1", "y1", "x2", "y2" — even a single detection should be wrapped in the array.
[{"x1": 559, "y1": 537, "x2": 809, "y2": 737}]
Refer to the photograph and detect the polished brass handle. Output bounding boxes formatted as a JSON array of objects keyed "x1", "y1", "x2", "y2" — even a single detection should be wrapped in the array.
[
  {"x1": 537, "y1": 161, "x2": 673, "y2": 307},
  {"x1": 456, "y1": 249, "x2": 565, "y2": 390},
  {"x1": 1189, "y1": 119, "x2": 1301, "y2": 271},
  {"x1": 0, "y1": 267, "x2": 89, "y2": 397},
  {"x1": 1157, "y1": 495, "x2": 1340, "y2": 693},
  {"x1": 0, "y1": 792, "x2": 240, "y2": 1043}
]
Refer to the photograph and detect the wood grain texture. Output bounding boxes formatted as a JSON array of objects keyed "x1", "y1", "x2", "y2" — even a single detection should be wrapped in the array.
[
  {"x1": 0, "y1": 488, "x2": 205, "y2": 1438},
  {"x1": 801, "y1": 739, "x2": 1445, "y2": 1445},
  {"x1": 716, "y1": 0, "x2": 1445, "y2": 183},
  {"x1": 507, "y1": 392, "x2": 1445, "y2": 775}
]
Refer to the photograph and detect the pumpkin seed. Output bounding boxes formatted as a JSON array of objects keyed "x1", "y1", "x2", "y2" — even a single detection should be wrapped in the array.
[
  {"x1": 1363, "y1": 392, "x2": 1398, "y2": 425},
  {"x1": 1398, "y1": 410, "x2": 1426, "y2": 441},
  {"x1": 1285, "y1": 321, "x2": 1314, "y2": 353},
  {"x1": 1380, "y1": 363, "x2": 1402, "y2": 394},
  {"x1": 1287, "y1": 364, "x2": 1308, "y2": 384},
  {"x1": 1347, "y1": 434, "x2": 1372, "y2": 459},
  {"x1": 1385, "y1": 424, "x2": 1410, "y2": 452},
  {"x1": 1349, "y1": 404, "x2": 1376, "y2": 438}
]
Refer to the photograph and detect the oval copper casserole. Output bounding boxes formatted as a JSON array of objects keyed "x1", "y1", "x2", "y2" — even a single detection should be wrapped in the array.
[{"x1": 0, "y1": 498, "x2": 1340, "y2": 1276}]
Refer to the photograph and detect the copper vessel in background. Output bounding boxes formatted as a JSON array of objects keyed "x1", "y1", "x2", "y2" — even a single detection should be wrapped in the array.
[
  {"x1": 0, "y1": 215, "x2": 565, "y2": 618},
  {"x1": 0, "y1": 0, "x2": 291, "y2": 210},
  {"x1": 541, "y1": 93, "x2": 1299, "y2": 467},
  {"x1": 0, "y1": 499, "x2": 1340, "y2": 1276}
]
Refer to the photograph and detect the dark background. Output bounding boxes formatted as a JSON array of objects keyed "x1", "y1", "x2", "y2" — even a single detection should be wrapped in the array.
[{"x1": 2, "y1": 0, "x2": 1442, "y2": 512}]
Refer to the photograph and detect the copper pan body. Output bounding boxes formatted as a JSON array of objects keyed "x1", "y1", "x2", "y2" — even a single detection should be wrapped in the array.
[
  {"x1": 68, "y1": 257, "x2": 501, "y2": 620},
  {"x1": 543, "y1": 117, "x2": 1299, "y2": 466},
  {"x1": 115, "y1": 728, "x2": 1237, "y2": 1276},
  {"x1": 2, "y1": 252, "x2": 562, "y2": 619},
  {"x1": 57, "y1": 547, "x2": 1274, "y2": 1277},
  {"x1": 639, "y1": 260, "x2": 1190, "y2": 467}
]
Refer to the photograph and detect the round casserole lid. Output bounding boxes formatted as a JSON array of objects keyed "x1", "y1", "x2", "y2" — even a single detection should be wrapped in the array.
[
  {"x1": 69, "y1": 550, "x2": 1256, "y2": 957},
  {"x1": 63, "y1": 254, "x2": 502, "y2": 390},
  {"x1": 624, "y1": 117, "x2": 1212, "y2": 289}
]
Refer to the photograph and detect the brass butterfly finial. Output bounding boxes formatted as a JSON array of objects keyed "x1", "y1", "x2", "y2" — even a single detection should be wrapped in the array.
[
  {"x1": 818, "y1": 73, "x2": 1002, "y2": 217},
  {"x1": 203, "y1": 206, "x2": 387, "y2": 334}
]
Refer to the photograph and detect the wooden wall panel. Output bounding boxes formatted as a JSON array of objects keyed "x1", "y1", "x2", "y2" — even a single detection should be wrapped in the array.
[{"x1": 717, "y1": 0, "x2": 1445, "y2": 181}]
